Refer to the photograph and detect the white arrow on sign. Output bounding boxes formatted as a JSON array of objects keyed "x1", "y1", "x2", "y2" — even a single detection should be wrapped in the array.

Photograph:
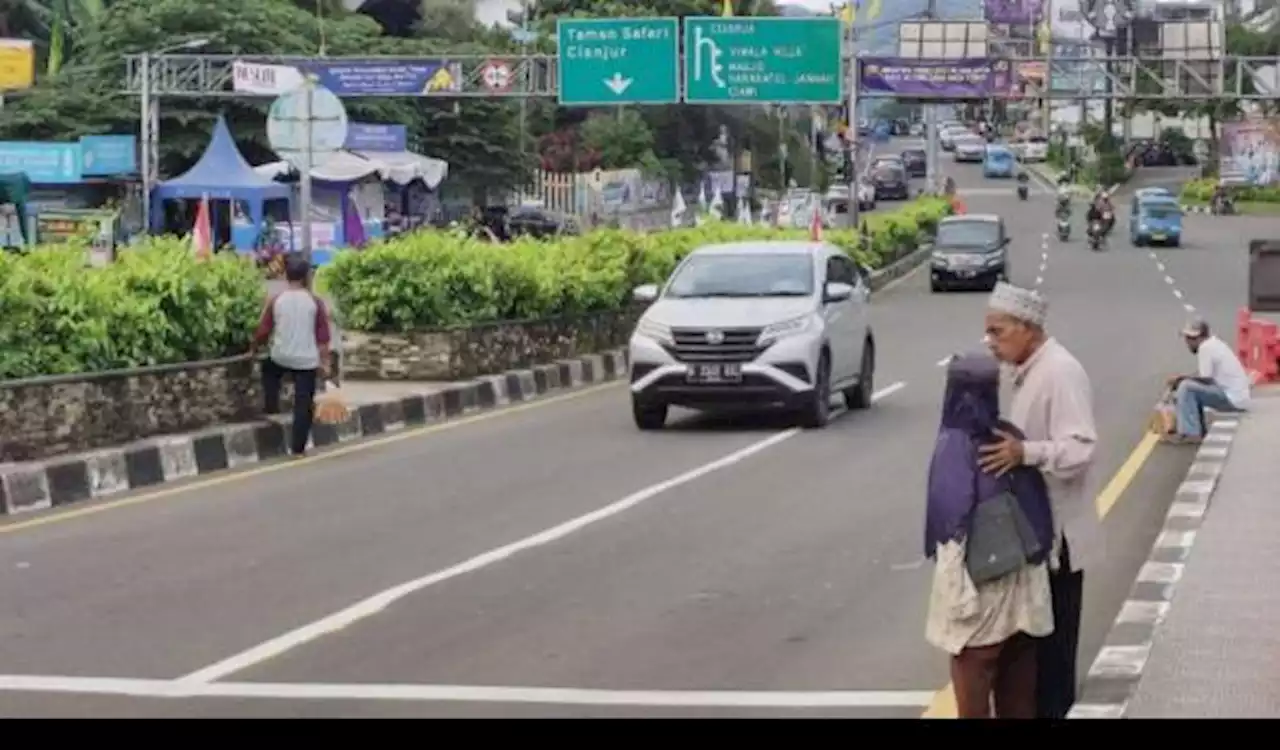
[{"x1": 604, "y1": 73, "x2": 633, "y2": 96}]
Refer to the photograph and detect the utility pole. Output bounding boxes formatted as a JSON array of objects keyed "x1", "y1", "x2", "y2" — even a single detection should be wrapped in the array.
[
  {"x1": 923, "y1": 0, "x2": 940, "y2": 192},
  {"x1": 846, "y1": 12, "x2": 861, "y2": 231}
]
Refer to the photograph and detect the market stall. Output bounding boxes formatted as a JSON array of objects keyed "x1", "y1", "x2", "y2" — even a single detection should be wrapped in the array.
[{"x1": 151, "y1": 115, "x2": 293, "y2": 252}]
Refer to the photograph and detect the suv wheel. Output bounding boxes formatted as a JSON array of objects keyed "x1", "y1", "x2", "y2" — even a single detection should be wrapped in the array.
[
  {"x1": 798, "y1": 353, "x2": 832, "y2": 429},
  {"x1": 843, "y1": 338, "x2": 875, "y2": 410},
  {"x1": 632, "y1": 399, "x2": 667, "y2": 430}
]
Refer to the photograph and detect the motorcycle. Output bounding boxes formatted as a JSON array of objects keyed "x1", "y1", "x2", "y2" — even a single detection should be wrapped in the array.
[
  {"x1": 1087, "y1": 219, "x2": 1106, "y2": 251},
  {"x1": 1211, "y1": 193, "x2": 1236, "y2": 215},
  {"x1": 1016, "y1": 172, "x2": 1030, "y2": 201},
  {"x1": 1056, "y1": 217, "x2": 1071, "y2": 241}
]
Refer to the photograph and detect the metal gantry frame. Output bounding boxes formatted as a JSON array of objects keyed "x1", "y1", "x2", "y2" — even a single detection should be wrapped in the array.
[{"x1": 123, "y1": 53, "x2": 1280, "y2": 102}]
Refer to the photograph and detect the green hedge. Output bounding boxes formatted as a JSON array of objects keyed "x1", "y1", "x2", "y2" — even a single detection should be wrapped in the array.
[
  {"x1": 1182, "y1": 178, "x2": 1280, "y2": 204},
  {"x1": 0, "y1": 238, "x2": 264, "y2": 380},
  {"x1": 319, "y1": 196, "x2": 954, "y2": 333}
]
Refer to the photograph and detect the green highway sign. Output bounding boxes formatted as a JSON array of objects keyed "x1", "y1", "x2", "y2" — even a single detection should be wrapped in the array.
[
  {"x1": 682, "y1": 17, "x2": 844, "y2": 104},
  {"x1": 557, "y1": 17, "x2": 680, "y2": 106}
]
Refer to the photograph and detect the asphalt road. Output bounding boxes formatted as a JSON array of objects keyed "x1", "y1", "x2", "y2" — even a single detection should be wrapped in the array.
[{"x1": 0, "y1": 143, "x2": 1257, "y2": 718}]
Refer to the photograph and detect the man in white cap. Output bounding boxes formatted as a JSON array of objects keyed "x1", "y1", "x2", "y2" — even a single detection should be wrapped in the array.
[
  {"x1": 1164, "y1": 318, "x2": 1249, "y2": 444},
  {"x1": 979, "y1": 283, "x2": 1097, "y2": 524},
  {"x1": 978, "y1": 281, "x2": 1097, "y2": 717}
]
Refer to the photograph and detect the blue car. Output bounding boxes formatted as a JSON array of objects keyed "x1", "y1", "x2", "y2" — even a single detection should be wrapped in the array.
[
  {"x1": 1130, "y1": 196, "x2": 1183, "y2": 247},
  {"x1": 982, "y1": 146, "x2": 1016, "y2": 178}
]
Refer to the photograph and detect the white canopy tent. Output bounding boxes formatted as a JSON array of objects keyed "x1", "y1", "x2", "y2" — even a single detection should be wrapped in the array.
[{"x1": 254, "y1": 149, "x2": 449, "y2": 189}]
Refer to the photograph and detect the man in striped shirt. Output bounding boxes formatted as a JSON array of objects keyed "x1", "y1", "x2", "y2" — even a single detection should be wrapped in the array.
[{"x1": 250, "y1": 254, "x2": 331, "y2": 457}]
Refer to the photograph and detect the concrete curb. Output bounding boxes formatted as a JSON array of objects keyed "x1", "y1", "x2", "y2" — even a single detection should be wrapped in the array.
[
  {"x1": 0, "y1": 350, "x2": 631, "y2": 517},
  {"x1": 869, "y1": 246, "x2": 930, "y2": 290},
  {"x1": 1180, "y1": 204, "x2": 1211, "y2": 215},
  {"x1": 1067, "y1": 415, "x2": 1243, "y2": 719}
]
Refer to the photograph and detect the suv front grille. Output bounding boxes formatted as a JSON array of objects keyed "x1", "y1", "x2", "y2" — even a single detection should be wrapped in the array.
[{"x1": 665, "y1": 327, "x2": 764, "y2": 363}]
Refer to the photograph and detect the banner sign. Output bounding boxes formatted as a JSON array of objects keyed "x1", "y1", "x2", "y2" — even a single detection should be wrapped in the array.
[
  {"x1": 0, "y1": 39, "x2": 34, "y2": 92},
  {"x1": 858, "y1": 58, "x2": 1013, "y2": 99},
  {"x1": 344, "y1": 123, "x2": 407, "y2": 152},
  {"x1": 80, "y1": 135, "x2": 137, "y2": 175},
  {"x1": 302, "y1": 60, "x2": 464, "y2": 96},
  {"x1": 983, "y1": 0, "x2": 1047, "y2": 25},
  {"x1": 232, "y1": 60, "x2": 304, "y2": 96}
]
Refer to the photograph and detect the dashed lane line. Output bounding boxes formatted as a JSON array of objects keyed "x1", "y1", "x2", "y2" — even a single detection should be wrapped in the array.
[{"x1": 1148, "y1": 250, "x2": 1198, "y2": 315}]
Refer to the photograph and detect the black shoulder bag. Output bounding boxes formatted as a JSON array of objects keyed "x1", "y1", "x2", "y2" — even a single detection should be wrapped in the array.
[{"x1": 965, "y1": 463, "x2": 1045, "y2": 586}]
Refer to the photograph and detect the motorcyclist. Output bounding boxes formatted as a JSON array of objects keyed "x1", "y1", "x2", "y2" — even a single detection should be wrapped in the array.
[
  {"x1": 1085, "y1": 191, "x2": 1114, "y2": 237},
  {"x1": 1211, "y1": 180, "x2": 1234, "y2": 214},
  {"x1": 1055, "y1": 180, "x2": 1072, "y2": 220}
]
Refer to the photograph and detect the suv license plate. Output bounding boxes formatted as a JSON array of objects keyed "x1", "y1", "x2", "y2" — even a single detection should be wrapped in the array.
[
  {"x1": 687, "y1": 364, "x2": 742, "y2": 383},
  {"x1": 1151, "y1": 233, "x2": 1166, "y2": 240}
]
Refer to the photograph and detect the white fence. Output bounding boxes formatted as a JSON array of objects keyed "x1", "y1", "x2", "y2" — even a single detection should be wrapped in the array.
[{"x1": 515, "y1": 167, "x2": 674, "y2": 230}]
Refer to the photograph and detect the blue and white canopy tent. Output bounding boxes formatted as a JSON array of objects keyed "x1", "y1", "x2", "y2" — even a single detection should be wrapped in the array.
[{"x1": 150, "y1": 115, "x2": 294, "y2": 251}]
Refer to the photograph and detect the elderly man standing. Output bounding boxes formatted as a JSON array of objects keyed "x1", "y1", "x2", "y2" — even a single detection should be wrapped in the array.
[
  {"x1": 1165, "y1": 318, "x2": 1250, "y2": 444},
  {"x1": 978, "y1": 281, "x2": 1099, "y2": 718}
]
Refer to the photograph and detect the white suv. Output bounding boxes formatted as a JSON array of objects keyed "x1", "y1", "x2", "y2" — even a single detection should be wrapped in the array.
[{"x1": 627, "y1": 241, "x2": 877, "y2": 430}]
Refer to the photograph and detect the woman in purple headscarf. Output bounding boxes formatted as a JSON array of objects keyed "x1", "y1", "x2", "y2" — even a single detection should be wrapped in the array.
[{"x1": 923, "y1": 352, "x2": 1056, "y2": 718}]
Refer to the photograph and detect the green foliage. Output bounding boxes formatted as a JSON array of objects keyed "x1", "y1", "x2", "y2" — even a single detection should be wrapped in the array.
[
  {"x1": 1182, "y1": 178, "x2": 1280, "y2": 204},
  {"x1": 0, "y1": 238, "x2": 264, "y2": 379},
  {"x1": 580, "y1": 110, "x2": 664, "y2": 174},
  {"x1": 320, "y1": 197, "x2": 953, "y2": 332}
]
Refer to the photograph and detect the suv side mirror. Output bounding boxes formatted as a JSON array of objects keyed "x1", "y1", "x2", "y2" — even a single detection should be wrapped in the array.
[{"x1": 824, "y1": 281, "x2": 855, "y2": 303}]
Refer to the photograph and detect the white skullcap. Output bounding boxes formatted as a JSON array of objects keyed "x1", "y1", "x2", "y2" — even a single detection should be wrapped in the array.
[{"x1": 988, "y1": 281, "x2": 1048, "y2": 327}]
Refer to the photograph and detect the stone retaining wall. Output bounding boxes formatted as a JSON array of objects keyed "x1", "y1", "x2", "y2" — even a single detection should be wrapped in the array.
[
  {"x1": 0, "y1": 356, "x2": 270, "y2": 463},
  {"x1": 341, "y1": 307, "x2": 643, "y2": 381}
]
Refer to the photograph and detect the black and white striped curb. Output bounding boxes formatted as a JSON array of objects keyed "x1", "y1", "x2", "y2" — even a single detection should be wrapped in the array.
[
  {"x1": 1068, "y1": 414, "x2": 1242, "y2": 719},
  {"x1": 1181, "y1": 204, "x2": 1210, "y2": 215},
  {"x1": 0, "y1": 350, "x2": 630, "y2": 517}
]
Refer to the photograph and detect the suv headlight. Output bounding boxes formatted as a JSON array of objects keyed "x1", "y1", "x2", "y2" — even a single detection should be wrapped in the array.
[
  {"x1": 634, "y1": 318, "x2": 672, "y2": 344},
  {"x1": 758, "y1": 315, "x2": 812, "y2": 345}
]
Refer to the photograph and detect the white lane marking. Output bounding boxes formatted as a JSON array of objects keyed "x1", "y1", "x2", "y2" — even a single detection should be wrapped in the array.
[
  {"x1": 936, "y1": 355, "x2": 954, "y2": 367},
  {"x1": 175, "y1": 384, "x2": 908, "y2": 685},
  {"x1": 1164, "y1": 275, "x2": 1176, "y2": 285},
  {"x1": 0, "y1": 674, "x2": 937, "y2": 707}
]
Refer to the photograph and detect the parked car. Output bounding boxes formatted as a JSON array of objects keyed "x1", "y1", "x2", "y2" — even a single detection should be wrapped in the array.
[{"x1": 627, "y1": 241, "x2": 877, "y2": 429}]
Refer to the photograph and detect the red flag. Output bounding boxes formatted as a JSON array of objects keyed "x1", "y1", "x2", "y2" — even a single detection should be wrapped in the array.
[
  {"x1": 192, "y1": 194, "x2": 213, "y2": 260},
  {"x1": 808, "y1": 201, "x2": 823, "y2": 241}
]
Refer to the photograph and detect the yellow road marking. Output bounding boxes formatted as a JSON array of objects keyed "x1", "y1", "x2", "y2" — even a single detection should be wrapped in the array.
[
  {"x1": 1093, "y1": 431, "x2": 1160, "y2": 520},
  {"x1": 920, "y1": 429, "x2": 1163, "y2": 718},
  {"x1": 0, "y1": 381, "x2": 624, "y2": 535}
]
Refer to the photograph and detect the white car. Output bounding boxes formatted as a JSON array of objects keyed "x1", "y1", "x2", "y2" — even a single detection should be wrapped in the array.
[
  {"x1": 627, "y1": 241, "x2": 877, "y2": 429},
  {"x1": 953, "y1": 134, "x2": 986, "y2": 162},
  {"x1": 1013, "y1": 136, "x2": 1049, "y2": 162},
  {"x1": 939, "y1": 126, "x2": 969, "y2": 151}
]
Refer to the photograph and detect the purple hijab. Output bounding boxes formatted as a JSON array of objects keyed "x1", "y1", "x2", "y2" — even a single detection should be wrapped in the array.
[{"x1": 924, "y1": 352, "x2": 1054, "y2": 562}]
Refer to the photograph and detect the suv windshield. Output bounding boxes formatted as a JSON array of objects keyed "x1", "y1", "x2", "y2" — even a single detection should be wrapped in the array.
[
  {"x1": 935, "y1": 220, "x2": 1000, "y2": 249},
  {"x1": 666, "y1": 253, "x2": 814, "y2": 298}
]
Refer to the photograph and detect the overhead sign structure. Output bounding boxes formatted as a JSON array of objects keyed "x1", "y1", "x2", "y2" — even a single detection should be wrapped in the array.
[
  {"x1": 682, "y1": 17, "x2": 843, "y2": 105},
  {"x1": 557, "y1": 17, "x2": 680, "y2": 106}
]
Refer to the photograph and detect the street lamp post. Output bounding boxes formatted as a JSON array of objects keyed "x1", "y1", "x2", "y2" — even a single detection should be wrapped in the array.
[{"x1": 140, "y1": 38, "x2": 211, "y2": 233}]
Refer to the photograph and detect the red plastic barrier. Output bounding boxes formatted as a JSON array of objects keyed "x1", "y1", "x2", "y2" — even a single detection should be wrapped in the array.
[{"x1": 1236, "y1": 307, "x2": 1280, "y2": 384}]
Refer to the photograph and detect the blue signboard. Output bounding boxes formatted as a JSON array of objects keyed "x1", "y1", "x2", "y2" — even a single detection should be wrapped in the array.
[
  {"x1": 0, "y1": 142, "x2": 83, "y2": 183},
  {"x1": 80, "y1": 135, "x2": 137, "y2": 175},
  {"x1": 344, "y1": 123, "x2": 407, "y2": 152},
  {"x1": 304, "y1": 60, "x2": 464, "y2": 96}
]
